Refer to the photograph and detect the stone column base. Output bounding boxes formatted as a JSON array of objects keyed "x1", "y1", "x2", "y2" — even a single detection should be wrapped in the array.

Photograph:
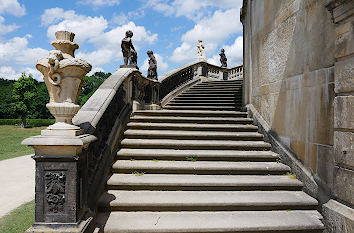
[
  {"x1": 133, "y1": 100, "x2": 161, "y2": 111},
  {"x1": 26, "y1": 216, "x2": 94, "y2": 233},
  {"x1": 323, "y1": 199, "x2": 354, "y2": 233}
]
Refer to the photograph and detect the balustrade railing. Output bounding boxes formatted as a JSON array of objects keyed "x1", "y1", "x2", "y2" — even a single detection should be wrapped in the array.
[{"x1": 23, "y1": 49, "x2": 242, "y2": 232}]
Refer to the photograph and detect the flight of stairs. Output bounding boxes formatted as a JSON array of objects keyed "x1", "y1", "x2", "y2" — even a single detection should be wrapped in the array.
[{"x1": 96, "y1": 80, "x2": 324, "y2": 232}]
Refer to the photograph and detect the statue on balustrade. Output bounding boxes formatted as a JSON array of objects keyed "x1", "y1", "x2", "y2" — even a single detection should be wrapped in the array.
[
  {"x1": 219, "y1": 48, "x2": 227, "y2": 68},
  {"x1": 147, "y1": 50, "x2": 157, "y2": 80},
  {"x1": 197, "y1": 40, "x2": 207, "y2": 62},
  {"x1": 121, "y1": 30, "x2": 138, "y2": 69}
]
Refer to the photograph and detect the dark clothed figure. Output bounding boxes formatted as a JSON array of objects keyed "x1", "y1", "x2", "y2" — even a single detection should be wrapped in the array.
[
  {"x1": 147, "y1": 50, "x2": 157, "y2": 80},
  {"x1": 121, "y1": 30, "x2": 138, "y2": 67},
  {"x1": 219, "y1": 48, "x2": 227, "y2": 68}
]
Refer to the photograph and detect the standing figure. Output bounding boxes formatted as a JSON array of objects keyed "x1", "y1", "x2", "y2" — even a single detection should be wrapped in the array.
[
  {"x1": 121, "y1": 30, "x2": 138, "y2": 68},
  {"x1": 197, "y1": 40, "x2": 206, "y2": 61},
  {"x1": 219, "y1": 48, "x2": 227, "y2": 68},
  {"x1": 147, "y1": 50, "x2": 157, "y2": 80}
]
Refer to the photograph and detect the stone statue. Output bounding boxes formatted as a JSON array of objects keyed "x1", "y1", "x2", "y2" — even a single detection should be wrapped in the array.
[
  {"x1": 220, "y1": 48, "x2": 227, "y2": 68},
  {"x1": 36, "y1": 31, "x2": 92, "y2": 133},
  {"x1": 121, "y1": 30, "x2": 138, "y2": 68},
  {"x1": 147, "y1": 50, "x2": 157, "y2": 80},
  {"x1": 197, "y1": 39, "x2": 206, "y2": 62}
]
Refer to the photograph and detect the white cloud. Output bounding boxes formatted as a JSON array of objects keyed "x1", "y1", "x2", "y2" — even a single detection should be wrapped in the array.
[
  {"x1": 87, "y1": 66, "x2": 104, "y2": 76},
  {"x1": 208, "y1": 36, "x2": 243, "y2": 67},
  {"x1": 0, "y1": 16, "x2": 19, "y2": 35},
  {"x1": 171, "y1": 8, "x2": 242, "y2": 63},
  {"x1": 0, "y1": 34, "x2": 49, "y2": 81},
  {"x1": 42, "y1": 9, "x2": 157, "y2": 69},
  {"x1": 0, "y1": 66, "x2": 43, "y2": 81},
  {"x1": 41, "y1": 8, "x2": 76, "y2": 26},
  {"x1": 0, "y1": 66, "x2": 17, "y2": 80},
  {"x1": 0, "y1": 0, "x2": 26, "y2": 17},
  {"x1": 0, "y1": 35, "x2": 48, "y2": 66},
  {"x1": 141, "y1": 53, "x2": 168, "y2": 75},
  {"x1": 46, "y1": 15, "x2": 108, "y2": 44},
  {"x1": 77, "y1": 0, "x2": 120, "y2": 7},
  {"x1": 111, "y1": 12, "x2": 129, "y2": 25},
  {"x1": 146, "y1": 0, "x2": 242, "y2": 21}
]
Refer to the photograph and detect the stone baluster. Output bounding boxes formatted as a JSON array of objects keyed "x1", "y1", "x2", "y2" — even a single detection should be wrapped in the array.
[{"x1": 22, "y1": 31, "x2": 97, "y2": 233}]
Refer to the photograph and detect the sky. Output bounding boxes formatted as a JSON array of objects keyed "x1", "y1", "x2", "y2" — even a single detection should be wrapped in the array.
[{"x1": 0, "y1": 0, "x2": 243, "y2": 81}]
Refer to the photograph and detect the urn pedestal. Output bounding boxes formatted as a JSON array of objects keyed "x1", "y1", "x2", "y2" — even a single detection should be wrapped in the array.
[{"x1": 22, "y1": 30, "x2": 96, "y2": 233}]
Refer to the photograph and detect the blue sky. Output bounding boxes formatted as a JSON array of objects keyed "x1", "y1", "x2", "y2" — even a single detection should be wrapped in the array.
[{"x1": 0, "y1": 0, "x2": 243, "y2": 80}]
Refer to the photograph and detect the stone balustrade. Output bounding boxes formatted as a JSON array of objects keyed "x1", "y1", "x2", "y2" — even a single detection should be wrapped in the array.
[{"x1": 22, "y1": 37, "x2": 243, "y2": 232}]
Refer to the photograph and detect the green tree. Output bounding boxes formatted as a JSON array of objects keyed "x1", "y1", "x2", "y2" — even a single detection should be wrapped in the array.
[
  {"x1": 28, "y1": 82, "x2": 52, "y2": 119},
  {"x1": 0, "y1": 78, "x2": 15, "y2": 118},
  {"x1": 78, "y1": 72, "x2": 111, "y2": 106},
  {"x1": 11, "y1": 73, "x2": 37, "y2": 128}
]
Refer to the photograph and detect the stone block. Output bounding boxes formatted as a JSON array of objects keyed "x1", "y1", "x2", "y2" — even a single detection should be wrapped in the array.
[
  {"x1": 335, "y1": 20, "x2": 354, "y2": 59},
  {"x1": 323, "y1": 199, "x2": 354, "y2": 233},
  {"x1": 333, "y1": 167, "x2": 354, "y2": 205},
  {"x1": 316, "y1": 145, "x2": 335, "y2": 189},
  {"x1": 334, "y1": 131, "x2": 354, "y2": 169},
  {"x1": 334, "y1": 96, "x2": 354, "y2": 130},
  {"x1": 335, "y1": 56, "x2": 354, "y2": 93}
]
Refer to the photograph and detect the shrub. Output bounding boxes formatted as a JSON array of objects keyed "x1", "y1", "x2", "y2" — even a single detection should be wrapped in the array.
[{"x1": 0, "y1": 119, "x2": 55, "y2": 127}]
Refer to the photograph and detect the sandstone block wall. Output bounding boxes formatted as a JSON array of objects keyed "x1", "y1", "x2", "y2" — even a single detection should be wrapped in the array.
[
  {"x1": 243, "y1": 0, "x2": 335, "y2": 183},
  {"x1": 241, "y1": 0, "x2": 354, "y2": 231}
]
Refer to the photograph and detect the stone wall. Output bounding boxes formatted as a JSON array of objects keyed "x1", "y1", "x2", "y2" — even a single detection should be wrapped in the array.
[
  {"x1": 242, "y1": 0, "x2": 354, "y2": 231},
  {"x1": 242, "y1": 0, "x2": 335, "y2": 187}
]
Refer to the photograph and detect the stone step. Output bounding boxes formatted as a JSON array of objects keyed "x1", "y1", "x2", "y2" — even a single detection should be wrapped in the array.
[
  {"x1": 163, "y1": 105, "x2": 240, "y2": 110},
  {"x1": 132, "y1": 110, "x2": 248, "y2": 117},
  {"x1": 120, "y1": 139, "x2": 271, "y2": 150},
  {"x1": 124, "y1": 130, "x2": 264, "y2": 141},
  {"x1": 169, "y1": 101, "x2": 237, "y2": 105},
  {"x1": 173, "y1": 96, "x2": 239, "y2": 101},
  {"x1": 97, "y1": 210, "x2": 324, "y2": 233},
  {"x1": 167, "y1": 102, "x2": 237, "y2": 107},
  {"x1": 98, "y1": 190, "x2": 318, "y2": 211},
  {"x1": 170, "y1": 99, "x2": 237, "y2": 103},
  {"x1": 126, "y1": 122, "x2": 258, "y2": 132},
  {"x1": 202, "y1": 80, "x2": 242, "y2": 83},
  {"x1": 107, "y1": 174, "x2": 303, "y2": 191},
  {"x1": 112, "y1": 160, "x2": 290, "y2": 175},
  {"x1": 116, "y1": 149, "x2": 279, "y2": 162},
  {"x1": 189, "y1": 87, "x2": 242, "y2": 91},
  {"x1": 129, "y1": 116, "x2": 253, "y2": 124},
  {"x1": 199, "y1": 85, "x2": 241, "y2": 87},
  {"x1": 179, "y1": 92, "x2": 240, "y2": 95},
  {"x1": 185, "y1": 90, "x2": 240, "y2": 94}
]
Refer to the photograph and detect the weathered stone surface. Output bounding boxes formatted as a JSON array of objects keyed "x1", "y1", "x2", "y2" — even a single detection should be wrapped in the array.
[
  {"x1": 335, "y1": 20, "x2": 354, "y2": 59},
  {"x1": 334, "y1": 131, "x2": 354, "y2": 169},
  {"x1": 334, "y1": 96, "x2": 354, "y2": 130},
  {"x1": 335, "y1": 56, "x2": 354, "y2": 93},
  {"x1": 316, "y1": 145, "x2": 335, "y2": 189},
  {"x1": 323, "y1": 199, "x2": 354, "y2": 233},
  {"x1": 333, "y1": 167, "x2": 354, "y2": 205}
]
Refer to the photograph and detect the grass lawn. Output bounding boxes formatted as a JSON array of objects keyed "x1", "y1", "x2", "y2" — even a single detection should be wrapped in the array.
[
  {"x1": 0, "y1": 125, "x2": 44, "y2": 161},
  {"x1": 0, "y1": 200, "x2": 34, "y2": 233}
]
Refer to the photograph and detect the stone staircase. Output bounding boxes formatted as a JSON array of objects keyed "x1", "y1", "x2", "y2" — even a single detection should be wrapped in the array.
[{"x1": 96, "y1": 80, "x2": 324, "y2": 232}]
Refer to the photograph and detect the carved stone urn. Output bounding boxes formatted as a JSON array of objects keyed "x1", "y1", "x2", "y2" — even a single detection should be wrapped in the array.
[{"x1": 36, "y1": 31, "x2": 91, "y2": 134}]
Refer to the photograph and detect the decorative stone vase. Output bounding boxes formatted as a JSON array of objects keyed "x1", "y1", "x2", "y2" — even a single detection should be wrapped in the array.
[{"x1": 36, "y1": 31, "x2": 91, "y2": 132}]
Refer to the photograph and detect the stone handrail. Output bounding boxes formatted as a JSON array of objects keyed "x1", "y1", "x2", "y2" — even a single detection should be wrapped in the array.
[
  {"x1": 205, "y1": 63, "x2": 243, "y2": 80},
  {"x1": 159, "y1": 61, "x2": 243, "y2": 101},
  {"x1": 73, "y1": 68, "x2": 159, "y2": 214},
  {"x1": 159, "y1": 61, "x2": 200, "y2": 100},
  {"x1": 23, "y1": 57, "x2": 242, "y2": 232}
]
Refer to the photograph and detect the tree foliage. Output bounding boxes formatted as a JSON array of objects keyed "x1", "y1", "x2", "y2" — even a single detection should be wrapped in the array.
[
  {"x1": 11, "y1": 73, "x2": 37, "y2": 127},
  {"x1": 0, "y1": 71, "x2": 110, "y2": 124},
  {"x1": 78, "y1": 72, "x2": 111, "y2": 106}
]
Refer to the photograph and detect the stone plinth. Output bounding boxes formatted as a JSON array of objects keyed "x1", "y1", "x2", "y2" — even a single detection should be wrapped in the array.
[{"x1": 22, "y1": 134, "x2": 96, "y2": 233}]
